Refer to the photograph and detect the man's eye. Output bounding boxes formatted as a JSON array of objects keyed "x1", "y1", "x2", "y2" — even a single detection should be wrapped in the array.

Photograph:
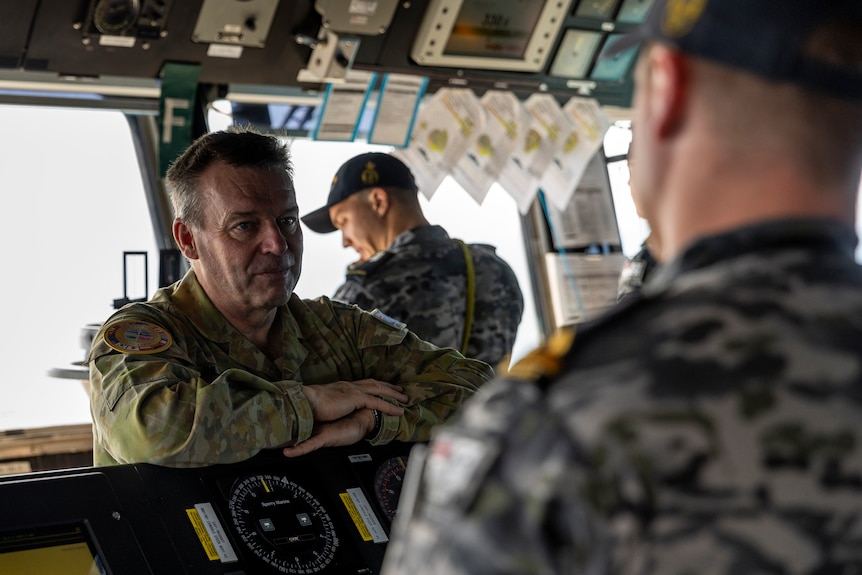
[
  {"x1": 235, "y1": 222, "x2": 251, "y2": 231},
  {"x1": 280, "y1": 216, "x2": 298, "y2": 227}
]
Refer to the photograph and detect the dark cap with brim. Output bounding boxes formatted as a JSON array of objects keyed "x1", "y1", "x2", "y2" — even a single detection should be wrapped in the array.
[
  {"x1": 301, "y1": 152, "x2": 419, "y2": 234},
  {"x1": 606, "y1": 0, "x2": 862, "y2": 101}
]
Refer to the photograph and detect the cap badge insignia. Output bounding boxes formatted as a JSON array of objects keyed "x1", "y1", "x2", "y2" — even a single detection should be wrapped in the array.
[{"x1": 361, "y1": 161, "x2": 380, "y2": 186}]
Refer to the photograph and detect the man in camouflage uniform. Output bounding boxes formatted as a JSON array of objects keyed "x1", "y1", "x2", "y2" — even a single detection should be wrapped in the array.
[
  {"x1": 301, "y1": 152, "x2": 524, "y2": 369},
  {"x1": 88, "y1": 129, "x2": 493, "y2": 468},
  {"x1": 382, "y1": 0, "x2": 862, "y2": 573}
]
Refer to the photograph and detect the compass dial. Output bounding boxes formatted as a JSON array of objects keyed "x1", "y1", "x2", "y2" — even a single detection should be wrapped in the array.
[{"x1": 228, "y1": 474, "x2": 339, "y2": 573}]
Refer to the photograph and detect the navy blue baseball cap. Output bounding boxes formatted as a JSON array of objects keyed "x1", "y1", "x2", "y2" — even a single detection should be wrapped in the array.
[
  {"x1": 609, "y1": 0, "x2": 862, "y2": 101},
  {"x1": 301, "y1": 152, "x2": 419, "y2": 234}
]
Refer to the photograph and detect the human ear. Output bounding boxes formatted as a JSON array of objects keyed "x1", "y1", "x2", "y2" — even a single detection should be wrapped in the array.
[
  {"x1": 368, "y1": 187, "x2": 390, "y2": 216},
  {"x1": 173, "y1": 219, "x2": 199, "y2": 260},
  {"x1": 645, "y1": 44, "x2": 688, "y2": 139}
]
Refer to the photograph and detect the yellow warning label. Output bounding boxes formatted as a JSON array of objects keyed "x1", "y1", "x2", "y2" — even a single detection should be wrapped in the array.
[
  {"x1": 339, "y1": 492, "x2": 372, "y2": 541},
  {"x1": 186, "y1": 508, "x2": 220, "y2": 560}
]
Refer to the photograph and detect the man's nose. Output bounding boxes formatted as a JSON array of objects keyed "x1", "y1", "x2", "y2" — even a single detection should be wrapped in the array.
[{"x1": 262, "y1": 221, "x2": 288, "y2": 254}]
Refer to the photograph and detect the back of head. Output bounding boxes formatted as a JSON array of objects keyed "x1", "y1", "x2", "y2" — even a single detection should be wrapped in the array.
[
  {"x1": 625, "y1": 0, "x2": 862, "y2": 201},
  {"x1": 620, "y1": 0, "x2": 862, "y2": 100},
  {"x1": 166, "y1": 127, "x2": 293, "y2": 228}
]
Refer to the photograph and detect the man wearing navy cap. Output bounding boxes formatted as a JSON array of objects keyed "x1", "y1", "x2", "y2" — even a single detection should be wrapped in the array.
[
  {"x1": 382, "y1": 0, "x2": 862, "y2": 573},
  {"x1": 302, "y1": 152, "x2": 524, "y2": 370}
]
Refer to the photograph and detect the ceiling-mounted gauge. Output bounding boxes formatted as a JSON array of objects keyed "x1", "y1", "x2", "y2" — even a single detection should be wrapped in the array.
[
  {"x1": 93, "y1": 0, "x2": 141, "y2": 35},
  {"x1": 411, "y1": 0, "x2": 574, "y2": 72},
  {"x1": 228, "y1": 474, "x2": 339, "y2": 573}
]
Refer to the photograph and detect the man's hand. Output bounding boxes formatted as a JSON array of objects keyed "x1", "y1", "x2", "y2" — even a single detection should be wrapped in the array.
[
  {"x1": 300, "y1": 379, "x2": 407, "y2": 422},
  {"x1": 282, "y1": 408, "x2": 376, "y2": 457}
]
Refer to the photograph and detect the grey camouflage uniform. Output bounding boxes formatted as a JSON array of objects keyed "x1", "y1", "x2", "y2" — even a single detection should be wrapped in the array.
[
  {"x1": 88, "y1": 270, "x2": 492, "y2": 468},
  {"x1": 383, "y1": 219, "x2": 862, "y2": 574},
  {"x1": 334, "y1": 225, "x2": 524, "y2": 368}
]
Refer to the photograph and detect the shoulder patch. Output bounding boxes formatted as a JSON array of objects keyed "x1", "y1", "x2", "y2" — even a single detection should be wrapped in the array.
[
  {"x1": 370, "y1": 309, "x2": 406, "y2": 330},
  {"x1": 103, "y1": 320, "x2": 173, "y2": 354},
  {"x1": 423, "y1": 430, "x2": 499, "y2": 509}
]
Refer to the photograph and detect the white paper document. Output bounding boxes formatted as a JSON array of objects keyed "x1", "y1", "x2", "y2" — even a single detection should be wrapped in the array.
[
  {"x1": 544, "y1": 151, "x2": 621, "y2": 249},
  {"x1": 540, "y1": 97, "x2": 612, "y2": 211},
  {"x1": 313, "y1": 70, "x2": 377, "y2": 142},
  {"x1": 368, "y1": 73, "x2": 428, "y2": 148},
  {"x1": 450, "y1": 90, "x2": 524, "y2": 205},
  {"x1": 393, "y1": 88, "x2": 485, "y2": 200}
]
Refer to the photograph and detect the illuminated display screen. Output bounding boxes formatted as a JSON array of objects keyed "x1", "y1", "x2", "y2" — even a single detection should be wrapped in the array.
[
  {"x1": 443, "y1": 0, "x2": 547, "y2": 60},
  {"x1": 575, "y1": 0, "x2": 621, "y2": 20},
  {"x1": 616, "y1": 0, "x2": 654, "y2": 23},
  {"x1": 591, "y1": 33, "x2": 639, "y2": 81},
  {"x1": 550, "y1": 29, "x2": 603, "y2": 78},
  {"x1": 0, "y1": 525, "x2": 105, "y2": 575}
]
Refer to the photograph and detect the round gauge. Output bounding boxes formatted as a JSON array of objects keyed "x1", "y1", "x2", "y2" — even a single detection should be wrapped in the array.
[
  {"x1": 373, "y1": 456, "x2": 409, "y2": 523},
  {"x1": 93, "y1": 0, "x2": 140, "y2": 35},
  {"x1": 228, "y1": 474, "x2": 339, "y2": 573}
]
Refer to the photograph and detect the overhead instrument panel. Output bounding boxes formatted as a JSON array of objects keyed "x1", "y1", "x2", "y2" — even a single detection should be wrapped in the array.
[
  {"x1": 4, "y1": 0, "x2": 652, "y2": 109},
  {"x1": 20, "y1": 0, "x2": 321, "y2": 89},
  {"x1": 411, "y1": 0, "x2": 573, "y2": 72},
  {"x1": 549, "y1": 0, "x2": 651, "y2": 83},
  {"x1": 345, "y1": 0, "x2": 654, "y2": 107},
  {"x1": 191, "y1": 0, "x2": 279, "y2": 48},
  {"x1": 0, "y1": 441, "x2": 418, "y2": 574},
  {"x1": 314, "y1": 0, "x2": 401, "y2": 36},
  {"x1": 82, "y1": 0, "x2": 174, "y2": 41}
]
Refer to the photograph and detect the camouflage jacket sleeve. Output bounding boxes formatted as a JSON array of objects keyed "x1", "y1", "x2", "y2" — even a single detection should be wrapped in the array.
[
  {"x1": 305, "y1": 298, "x2": 495, "y2": 445},
  {"x1": 381, "y1": 377, "x2": 611, "y2": 575},
  {"x1": 88, "y1": 309, "x2": 313, "y2": 468}
]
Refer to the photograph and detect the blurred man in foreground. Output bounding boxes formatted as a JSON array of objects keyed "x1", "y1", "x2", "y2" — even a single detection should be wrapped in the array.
[{"x1": 383, "y1": 0, "x2": 862, "y2": 572}]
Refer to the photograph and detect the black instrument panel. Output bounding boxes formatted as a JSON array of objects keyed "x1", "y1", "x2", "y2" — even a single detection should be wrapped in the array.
[
  {"x1": 1, "y1": 0, "x2": 639, "y2": 107},
  {"x1": 0, "y1": 441, "x2": 418, "y2": 574}
]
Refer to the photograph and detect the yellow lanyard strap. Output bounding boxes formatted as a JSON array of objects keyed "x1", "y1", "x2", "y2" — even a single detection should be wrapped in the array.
[{"x1": 455, "y1": 239, "x2": 475, "y2": 356}]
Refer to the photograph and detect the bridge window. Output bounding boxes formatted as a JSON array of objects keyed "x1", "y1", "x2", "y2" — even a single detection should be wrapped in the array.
[{"x1": 0, "y1": 105, "x2": 156, "y2": 433}]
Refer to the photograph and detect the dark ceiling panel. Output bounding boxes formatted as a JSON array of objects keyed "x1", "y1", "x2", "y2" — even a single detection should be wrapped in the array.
[
  {"x1": 0, "y1": 0, "x2": 41, "y2": 69},
  {"x1": 14, "y1": 0, "x2": 639, "y2": 108},
  {"x1": 22, "y1": 0, "x2": 322, "y2": 89}
]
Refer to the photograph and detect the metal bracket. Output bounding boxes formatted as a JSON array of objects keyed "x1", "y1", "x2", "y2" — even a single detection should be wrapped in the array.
[{"x1": 296, "y1": 29, "x2": 360, "y2": 84}]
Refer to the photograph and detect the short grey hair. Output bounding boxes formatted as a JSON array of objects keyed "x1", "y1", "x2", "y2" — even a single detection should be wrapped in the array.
[{"x1": 165, "y1": 127, "x2": 293, "y2": 228}]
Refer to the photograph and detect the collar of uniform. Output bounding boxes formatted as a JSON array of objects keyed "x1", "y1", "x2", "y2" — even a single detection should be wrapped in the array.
[
  {"x1": 170, "y1": 270, "x2": 305, "y2": 347},
  {"x1": 649, "y1": 218, "x2": 858, "y2": 293},
  {"x1": 388, "y1": 224, "x2": 450, "y2": 251},
  {"x1": 349, "y1": 224, "x2": 451, "y2": 271}
]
